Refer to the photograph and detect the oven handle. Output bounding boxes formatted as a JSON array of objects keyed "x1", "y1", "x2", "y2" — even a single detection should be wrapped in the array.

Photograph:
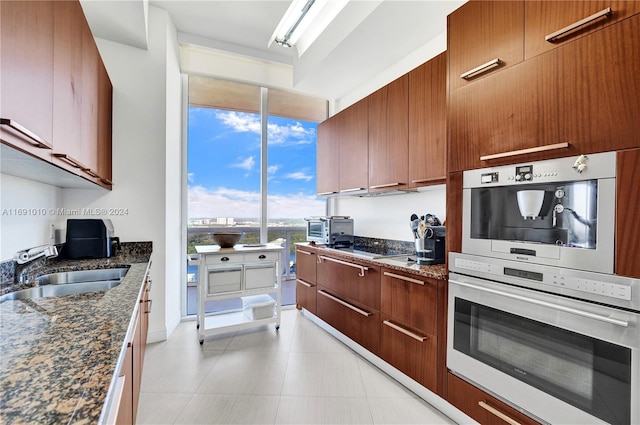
[{"x1": 450, "y1": 279, "x2": 629, "y2": 328}]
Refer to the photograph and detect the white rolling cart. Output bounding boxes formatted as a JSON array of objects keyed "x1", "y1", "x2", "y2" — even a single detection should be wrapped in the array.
[{"x1": 193, "y1": 243, "x2": 284, "y2": 345}]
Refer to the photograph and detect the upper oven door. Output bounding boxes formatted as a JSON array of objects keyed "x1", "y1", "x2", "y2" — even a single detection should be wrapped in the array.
[
  {"x1": 448, "y1": 272, "x2": 639, "y2": 425},
  {"x1": 461, "y1": 152, "x2": 616, "y2": 274}
]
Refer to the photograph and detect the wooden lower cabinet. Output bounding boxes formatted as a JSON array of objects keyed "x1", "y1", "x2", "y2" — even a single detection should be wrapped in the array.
[
  {"x1": 316, "y1": 255, "x2": 380, "y2": 310},
  {"x1": 447, "y1": 373, "x2": 540, "y2": 425},
  {"x1": 114, "y1": 335, "x2": 134, "y2": 424},
  {"x1": 295, "y1": 247, "x2": 317, "y2": 313},
  {"x1": 316, "y1": 287, "x2": 381, "y2": 355},
  {"x1": 380, "y1": 315, "x2": 437, "y2": 391}
]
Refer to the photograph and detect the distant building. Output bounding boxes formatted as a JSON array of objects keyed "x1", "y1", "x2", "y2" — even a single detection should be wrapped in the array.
[{"x1": 216, "y1": 217, "x2": 235, "y2": 226}]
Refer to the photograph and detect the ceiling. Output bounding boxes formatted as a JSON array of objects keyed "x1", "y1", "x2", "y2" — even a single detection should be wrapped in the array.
[{"x1": 80, "y1": 0, "x2": 466, "y2": 100}]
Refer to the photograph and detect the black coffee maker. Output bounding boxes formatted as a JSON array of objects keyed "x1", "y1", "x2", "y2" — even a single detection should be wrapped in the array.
[{"x1": 415, "y1": 226, "x2": 445, "y2": 265}]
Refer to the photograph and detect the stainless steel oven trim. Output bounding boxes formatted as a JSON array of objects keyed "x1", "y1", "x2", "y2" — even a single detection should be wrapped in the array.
[
  {"x1": 448, "y1": 272, "x2": 640, "y2": 425},
  {"x1": 461, "y1": 154, "x2": 616, "y2": 274}
]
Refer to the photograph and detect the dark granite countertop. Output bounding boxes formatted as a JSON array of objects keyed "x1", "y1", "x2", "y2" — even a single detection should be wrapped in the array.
[
  {"x1": 296, "y1": 243, "x2": 448, "y2": 281},
  {"x1": 0, "y1": 243, "x2": 152, "y2": 424}
]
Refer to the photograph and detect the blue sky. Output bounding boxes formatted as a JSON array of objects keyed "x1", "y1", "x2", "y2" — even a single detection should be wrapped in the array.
[{"x1": 187, "y1": 107, "x2": 325, "y2": 219}]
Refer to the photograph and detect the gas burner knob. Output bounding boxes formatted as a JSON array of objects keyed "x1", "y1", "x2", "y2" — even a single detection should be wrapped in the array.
[
  {"x1": 515, "y1": 175, "x2": 522, "y2": 181},
  {"x1": 524, "y1": 173, "x2": 532, "y2": 180}
]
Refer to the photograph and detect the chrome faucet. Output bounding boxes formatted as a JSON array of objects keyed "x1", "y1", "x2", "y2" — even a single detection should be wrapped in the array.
[{"x1": 14, "y1": 245, "x2": 58, "y2": 265}]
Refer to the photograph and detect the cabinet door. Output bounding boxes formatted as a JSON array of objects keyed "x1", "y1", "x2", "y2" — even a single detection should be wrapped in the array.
[
  {"x1": 316, "y1": 117, "x2": 340, "y2": 195},
  {"x1": 317, "y1": 255, "x2": 380, "y2": 310},
  {"x1": 448, "y1": 0, "x2": 524, "y2": 91},
  {"x1": 557, "y1": 14, "x2": 640, "y2": 155},
  {"x1": 317, "y1": 287, "x2": 381, "y2": 355},
  {"x1": 115, "y1": 340, "x2": 134, "y2": 425},
  {"x1": 52, "y1": 1, "x2": 85, "y2": 174},
  {"x1": 381, "y1": 270, "x2": 437, "y2": 335},
  {"x1": 97, "y1": 60, "x2": 113, "y2": 187},
  {"x1": 339, "y1": 98, "x2": 368, "y2": 193},
  {"x1": 616, "y1": 148, "x2": 640, "y2": 278},
  {"x1": 244, "y1": 263, "x2": 276, "y2": 290},
  {"x1": 447, "y1": 373, "x2": 541, "y2": 425},
  {"x1": 0, "y1": 1, "x2": 54, "y2": 158},
  {"x1": 296, "y1": 278, "x2": 317, "y2": 314},
  {"x1": 448, "y1": 54, "x2": 561, "y2": 172},
  {"x1": 368, "y1": 75, "x2": 409, "y2": 191},
  {"x1": 408, "y1": 52, "x2": 446, "y2": 188},
  {"x1": 132, "y1": 309, "x2": 142, "y2": 422},
  {"x1": 525, "y1": 1, "x2": 640, "y2": 60},
  {"x1": 81, "y1": 17, "x2": 100, "y2": 177},
  {"x1": 380, "y1": 314, "x2": 437, "y2": 391}
]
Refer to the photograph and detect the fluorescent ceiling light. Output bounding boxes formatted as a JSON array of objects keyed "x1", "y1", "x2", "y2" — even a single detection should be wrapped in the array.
[{"x1": 269, "y1": 0, "x2": 348, "y2": 57}]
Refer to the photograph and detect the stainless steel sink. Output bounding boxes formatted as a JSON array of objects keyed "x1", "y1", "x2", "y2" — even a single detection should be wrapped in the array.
[
  {"x1": 36, "y1": 268, "x2": 128, "y2": 285},
  {"x1": 0, "y1": 268, "x2": 129, "y2": 302}
]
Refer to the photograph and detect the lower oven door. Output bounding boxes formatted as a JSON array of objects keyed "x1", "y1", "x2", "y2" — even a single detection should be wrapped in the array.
[{"x1": 448, "y1": 272, "x2": 639, "y2": 425}]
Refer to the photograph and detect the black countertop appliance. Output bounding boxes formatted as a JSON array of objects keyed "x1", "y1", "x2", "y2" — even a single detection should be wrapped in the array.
[{"x1": 64, "y1": 219, "x2": 120, "y2": 259}]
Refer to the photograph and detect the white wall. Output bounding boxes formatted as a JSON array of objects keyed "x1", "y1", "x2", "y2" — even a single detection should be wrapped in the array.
[
  {"x1": 0, "y1": 174, "x2": 62, "y2": 260},
  {"x1": 334, "y1": 186, "x2": 446, "y2": 242},
  {"x1": 62, "y1": 5, "x2": 182, "y2": 342}
]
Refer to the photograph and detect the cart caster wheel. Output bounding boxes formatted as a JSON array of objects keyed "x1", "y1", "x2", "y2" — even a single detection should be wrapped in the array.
[
  {"x1": 199, "y1": 340, "x2": 204, "y2": 345},
  {"x1": 275, "y1": 325, "x2": 280, "y2": 331},
  {"x1": 196, "y1": 324, "x2": 199, "y2": 329}
]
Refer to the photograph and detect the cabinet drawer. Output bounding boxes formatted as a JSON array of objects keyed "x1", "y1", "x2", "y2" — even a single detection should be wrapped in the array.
[
  {"x1": 206, "y1": 266, "x2": 242, "y2": 294},
  {"x1": 244, "y1": 263, "x2": 275, "y2": 290},
  {"x1": 316, "y1": 288, "x2": 380, "y2": 355},
  {"x1": 447, "y1": 373, "x2": 541, "y2": 425},
  {"x1": 317, "y1": 255, "x2": 380, "y2": 309},
  {"x1": 296, "y1": 278, "x2": 316, "y2": 314},
  {"x1": 295, "y1": 248, "x2": 317, "y2": 283},
  {"x1": 380, "y1": 315, "x2": 437, "y2": 391},
  {"x1": 244, "y1": 251, "x2": 279, "y2": 263},
  {"x1": 381, "y1": 270, "x2": 437, "y2": 335},
  {"x1": 205, "y1": 253, "x2": 243, "y2": 265}
]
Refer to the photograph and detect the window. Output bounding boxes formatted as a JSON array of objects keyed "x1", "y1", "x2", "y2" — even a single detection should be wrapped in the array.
[{"x1": 185, "y1": 77, "x2": 327, "y2": 316}]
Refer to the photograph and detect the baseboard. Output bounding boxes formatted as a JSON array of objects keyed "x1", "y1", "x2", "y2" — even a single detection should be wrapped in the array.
[{"x1": 302, "y1": 309, "x2": 477, "y2": 425}]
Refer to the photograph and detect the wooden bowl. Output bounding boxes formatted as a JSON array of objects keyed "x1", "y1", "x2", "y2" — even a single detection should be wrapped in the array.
[{"x1": 212, "y1": 232, "x2": 244, "y2": 248}]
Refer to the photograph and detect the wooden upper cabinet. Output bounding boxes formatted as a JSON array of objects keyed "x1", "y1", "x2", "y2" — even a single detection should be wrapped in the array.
[
  {"x1": 81, "y1": 18, "x2": 100, "y2": 177},
  {"x1": 316, "y1": 117, "x2": 340, "y2": 195},
  {"x1": 97, "y1": 61, "x2": 113, "y2": 187},
  {"x1": 368, "y1": 75, "x2": 409, "y2": 192},
  {"x1": 447, "y1": 0, "x2": 524, "y2": 91},
  {"x1": 52, "y1": 1, "x2": 85, "y2": 173},
  {"x1": 557, "y1": 13, "x2": 640, "y2": 156},
  {"x1": 616, "y1": 148, "x2": 640, "y2": 279},
  {"x1": 338, "y1": 99, "x2": 368, "y2": 193},
  {"x1": 0, "y1": 1, "x2": 55, "y2": 159},
  {"x1": 408, "y1": 52, "x2": 446, "y2": 188},
  {"x1": 525, "y1": 1, "x2": 640, "y2": 60},
  {"x1": 448, "y1": 54, "x2": 561, "y2": 172}
]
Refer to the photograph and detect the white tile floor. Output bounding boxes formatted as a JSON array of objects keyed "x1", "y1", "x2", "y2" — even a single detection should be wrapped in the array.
[{"x1": 137, "y1": 308, "x2": 457, "y2": 425}]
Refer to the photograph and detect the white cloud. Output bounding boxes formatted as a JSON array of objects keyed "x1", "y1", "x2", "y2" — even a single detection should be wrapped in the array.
[
  {"x1": 187, "y1": 173, "x2": 194, "y2": 183},
  {"x1": 285, "y1": 171, "x2": 313, "y2": 182},
  {"x1": 214, "y1": 111, "x2": 315, "y2": 146},
  {"x1": 188, "y1": 185, "x2": 325, "y2": 218},
  {"x1": 267, "y1": 165, "x2": 279, "y2": 174},
  {"x1": 232, "y1": 156, "x2": 255, "y2": 171}
]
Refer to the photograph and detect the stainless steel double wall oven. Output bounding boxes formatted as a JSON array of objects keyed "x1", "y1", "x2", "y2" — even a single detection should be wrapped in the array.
[{"x1": 448, "y1": 152, "x2": 639, "y2": 425}]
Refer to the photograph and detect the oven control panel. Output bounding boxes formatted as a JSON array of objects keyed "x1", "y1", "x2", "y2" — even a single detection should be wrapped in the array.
[{"x1": 453, "y1": 255, "x2": 633, "y2": 303}]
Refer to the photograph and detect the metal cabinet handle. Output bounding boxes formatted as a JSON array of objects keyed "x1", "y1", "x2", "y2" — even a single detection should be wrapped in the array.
[
  {"x1": 318, "y1": 255, "x2": 369, "y2": 277},
  {"x1": 53, "y1": 153, "x2": 87, "y2": 169},
  {"x1": 0, "y1": 118, "x2": 52, "y2": 149},
  {"x1": 221, "y1": 257, "x2": 230, "y2": 262},
  {"x1": 82, "y1": 168, "x2": 100, "y2": 178},
  {"x1": 296, "y1": 279, "x2": 314, "y2": 288},
  {"x1": 383, "y1": 320, "x2": 427, "y2": 342},
  {"x1": 480, "y1": 142, "x2": 569, "y2": 161},
  {"x1": 100, "y1": 178, "x2": 113, "y2": 186},
  {"x1": 478, "y1": 401, "x2": 521, "y2": 425},
  {"x1": 297, "y1": 250, "x2": 313, "y2": 256},
  {"x1": 383, "y1": 271, "x2": 425, "y2": 285},
  {"x1": 317, "y1": 191, "x2": 338, "y2": 196},
  {"x1": 340, "y1": 187, "x2": 365, "y2": 193},
  {"x1": 411, "y1": 177, "x2": 445, "y2": 184},
  {"x1": 460, "y1": 58, "x2": 503, "y2": 80},
  {"x1": 546, "y1": 7, "x2": 612, "y2": 42},
  {"x1": 450, "y1": 279, "x2": 629, "y2": 327},
  {"x1": 258, "y1": 254, "x2": 266, "y2": 259},
  {"x1": 370, "y1": 182, "x2": 404, "y2": 189},
  {"x1": 318, "y1": 290, "x2": 371, "y2": 317},
  {"x1": 146, "y1": 299, "x2": 152, "y2": 314}
]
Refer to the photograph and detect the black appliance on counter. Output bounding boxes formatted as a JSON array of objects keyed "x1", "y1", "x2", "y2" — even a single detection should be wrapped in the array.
[
  {"x1": 416, "y1": 226, "x2": 445, "y2": 265},
  {"x1": 64, "y1": 219, "x2": 120, "y2": 259}
]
